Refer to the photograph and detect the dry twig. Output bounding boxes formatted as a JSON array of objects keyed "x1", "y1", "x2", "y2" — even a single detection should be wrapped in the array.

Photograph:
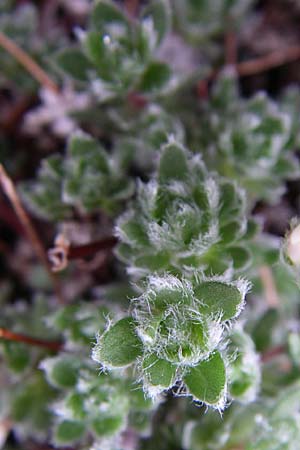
[
  {"x1": 225, "y1": 31, "x2": 237, "y2": 66},
  {"x1": 237, "y1": 45, "x2": 300, "y2": 77},
  {"x1": 0, "y1": 327, "x2": 62, "y2": 352},
  {"x1": 0, "y1": 30, "x2": 59, "y2": 93},
  {"x1": 198, "y1": 44, "x2": 300, "y2": 95},
  {"x1": 48, "y1": 234, "x2": 118, "y2": 272},
  {"x1": 0, "y1": 164, "x2": 64, "y2": 303}
]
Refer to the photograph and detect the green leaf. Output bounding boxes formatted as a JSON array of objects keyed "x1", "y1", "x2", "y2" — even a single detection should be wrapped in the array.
[
  {"x1": 65, "y1": 392, "x2": 86, "y2": 420},
  {"x1": 92, "y1": 415, "x2": 124, "y2": 437},
  {"x1": 2, "y1": 341, "x2": 30, "y2": 373},
  {"x1": 159, "y1": 142, "x2": 188, "y2": 183},
  {"x1": 92, "y1": 317, "x2": 142, "y2": 368},
  {"x1": 41, "y1": 356, "x2": 78, "y2": 389},
  {"x1": 194, "y1": 281, "x2": 245, "y2": 321},
  {"x1": 142, "y1": 0, "x2": 171, "y2": 46},
  {"x1": 84, "y1": 31, "x2": 111, "y2": 81},
  {"x1": 219, "y1": 220, "x2": 243, "y2": 244},
  {"x1": 69, "y1": 133, "x2": 109, "y2": 174},
  {"x1": 139, "y1": 62, "x2": 171, "y2": 93},
  {"x1": 56, "y1": 48, "x2": 94, "y2": 82},
  {"x1": 227, "y1": 245, "x2": 251, "y2": 270},
  {"x1": 91, "y1": 1, "x2": 128, "y2": 30},
  {"x1": 252, "y1": 309, "x2": 279, "y2": 352},
  {"x1": 184, "y1": 352, "x2": 226, "y2": 407},
  {"x1": 143, "y1": 354, "x2": 176, "y2": 389},
  {"x1": 54, "y1": 420, "x2": 85, "y2": 444}
]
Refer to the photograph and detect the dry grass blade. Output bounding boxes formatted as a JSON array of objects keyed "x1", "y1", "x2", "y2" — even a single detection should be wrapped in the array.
[
  {"x1": 0, "y1": 164, "x2": 64, "y2": 304},
  {"x1": 0, "y1": 30, "x2": 59, "y2": 93}
]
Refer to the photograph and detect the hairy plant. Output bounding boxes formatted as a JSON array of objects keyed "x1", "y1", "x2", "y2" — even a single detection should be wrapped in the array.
[{"x1": 1, "y1": 1, "x2": 300, "y2": 450}]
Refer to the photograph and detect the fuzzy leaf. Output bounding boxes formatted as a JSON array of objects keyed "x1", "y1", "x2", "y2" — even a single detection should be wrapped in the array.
[
  {"x1": 143, "y1": 354, "x2": 176, "y2": 389},
  {"x1": 139, "y1": 62, "x2": 171, "y2": 93},
  {"x1": 92, "y1": 415, "x2": 124, "y2": 437},
  {"x1": 227, "y1": 246, "x2": 251, "y2": 270},
  {"x1": 195, "y1": 281, "x2": 245, "y2": 321},
  {"x1": 2, "y1": 342, "x2": 30, "y2": 373},
  {"x1": 54, "y1": 420, "x2": 85, "y2": 444},
  {"x1": 55, "y1": 48, "x2": 93, "y2": 82},
  {"x1": 91, "y1": 0, "x2": 128, "y2": 30},
  {"x1": 184, "y1": 351, "x2": 226, "y2": 407},
  {"x1": 142, "y1": 0, "x2": 171, "y2": 46},
  {"x1": 159, "y1": 142, "x2": 188, "y2": 182},
  {"x1": 41, "y1": 356, "x2": 78, "y2": 389},
  {"x1": 93, "y1": 317, "x2": 142, "y2": 368}
]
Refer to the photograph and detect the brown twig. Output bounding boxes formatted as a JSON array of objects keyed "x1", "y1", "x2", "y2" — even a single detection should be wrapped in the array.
[
  {"x1": 236, "y1": 45, "x2": 300, "y2": 77},
  {"x1": 225, "y1": 31, "x2": 237, "y2": 66},
  {"x1": 124, "y1": 0, "x2": 139, "y2": 17},
  {"x1": 0, "y1": 164, "x2": 64, "y2": 303},
  {"x1": 0, "y1": 30, "x2": 59, "y2": 93},
  {"x1": 0, "y1": 327, "x2": 62, "y2": 352},
  {"x1": 69, "y1": 236, "x2": 118, "y2": 259},
  {"x1": 48, "y1": 234, "x2": 118, "y2": 272},
  {"x1": 259, "y1": 265, "x2": 280, "y2": 308},
  {"x1": 198, "y1": 44, "x2": 300, "y2": 95}
]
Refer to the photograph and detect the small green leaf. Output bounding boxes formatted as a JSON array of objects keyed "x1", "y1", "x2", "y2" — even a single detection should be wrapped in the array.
[
  {"x1": 56, "y1": 48, "x2": 94, "y2": 82},
  {"x1": 159, "y1": 142, "x2": 188, "y2": 183},
  {"x1": 2, "y1": 342, "x2": 30, "y2": 373},
  {"x1": 142, "y1": 0, "x2": 171, "y2": 46},
  {"x1": 92, "y1": 317, "x2": 142, "y2": 368},
  {"x1": 65, "y1": 392, "x2": 86, "y2": 420},
  {"x1": 227, "y1": 246, "x2": 251, "y2": 270},
  {"x1": 243, "y1": 219, "x2": 260, "y2": 240},
  {"x1": 139, "y1": 62, "x2": 171, "y2": 93},
  {"x1": 252, "y1": 309, "x2": 279, "y2": 352},
  {"x1": 219, "y1": 221, "x2": 243, "y2": 244},
  {"x1": 41, "y1": 356, "x2": 78, "y2": 389},
  {"x1": 184, "y1": 352, "x2": 226, "y2": 407},
  {"x1": 84, "y1": 31, "x2": 111, "y2": 81},
  {"x1": 194, "y1": 281, "x2": 244, "y2": 321},
  {"x1": 69, "y1": 133, "x2": 109, "y2": 174},
  {"x1": 143, "y1": 354, "x2": 176, "y2": 388},
  {"x1": 54, "y1": 420, "x2": 85, "y2": 444},
  {"x1": 91, "y1": 1, "x2": 128, "y2": 30},
  {"x1": 92, "y1": 415, "x2": 124, "y2": 437}
]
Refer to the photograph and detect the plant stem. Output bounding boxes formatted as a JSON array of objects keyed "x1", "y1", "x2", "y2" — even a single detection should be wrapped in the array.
[
  {"x1": 0, "y1": 30, "x2": 59, "y2": 93},
  {"x1": 225, "y1": 30, "x2": 237, "y2": 66},
  {"x1": 69, "y1": 236, "x2": 118, "y2": 259},
  {"x1": 124, "y1": 0, "x2": 139, "y2": 17},
  {"x1": 0, "y1": 327, "x2": 62, "y2": 352},
  {"x1": 237, "y1": 45, "x2": 300, "y2": 77},
  {"x1": 0, "y1": 164, "x2": 64, "y2": 304},
  {"x1": 198, "y1": 44, "x2": 300, "y2": 92}
]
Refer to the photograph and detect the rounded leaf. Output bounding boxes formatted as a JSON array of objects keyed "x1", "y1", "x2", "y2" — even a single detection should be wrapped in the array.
[
  {"x1": 54, "y1": 420, "x2": 85, "y2": 444},
  {"x1": 92, "y1": 317, "x2": 142, "y2": 368},
  {"x1": 195, "y1": 281, "x2": 245, "y2": 321},
  {"x1": 184, "y1": 351, "x2": 226, "y2": 408},
  {"x1": 143, "y1": 353, "x2": 176, "y2": 389}
]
